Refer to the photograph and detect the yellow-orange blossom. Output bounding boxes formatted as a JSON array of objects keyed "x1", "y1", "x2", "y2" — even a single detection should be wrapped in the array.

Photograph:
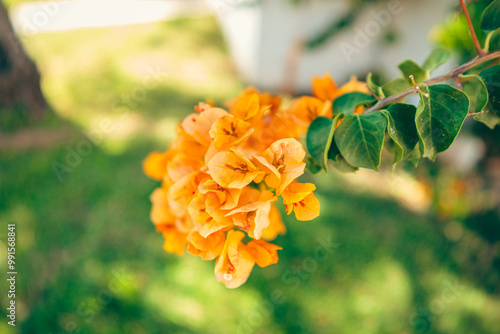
[{"x1": 143, "y1": 74, "x2": 367, "y2": 288}]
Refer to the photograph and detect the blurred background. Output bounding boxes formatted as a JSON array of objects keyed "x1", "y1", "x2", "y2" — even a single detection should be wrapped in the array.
[{"x1": 1, "y1": 0, "x2": 499, "y2": 333}]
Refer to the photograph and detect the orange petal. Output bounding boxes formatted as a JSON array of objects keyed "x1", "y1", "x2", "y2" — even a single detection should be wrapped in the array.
[
  {"x1": 143, "y1": 151, "x2": 170, "y2": 180},
  {"x1": 276, "y1": 162, "x2": 306, "y2": 196},
  {"x1": 167, "y1": 153, "x2": 204, "y2": 182},
  {"x1": 187, "y1": 191, "x2": 210, "y2": 224},
  {"x1": 207, "y1": 149, "x2": 264, "y2": 189},
  {"x1": 262, "y1": 203, "x2": 286, "y2": 241},
  {"x1": 262, "y1": 138, "x2": 306, "y2": 167},
  {"x1": 232, "y1": 93, "x2": 260, "y2": 120},
  {"x1": 186, "y1": 230, "x2": 225, "y2": 260},
  {"x1": 168, "y1": 172, "x2": 200, "y2": 218},
  {"x1": 290, "y1": 96, "x2": 327, "y2": 124},
  {"x1": 171, "y1": 126, "x2": 207, "y2": 159},
  {"x1": 209, "y1": 115, "x2": 254, "y2": 149},
  {"x1": 293, "y1": 193, "x2": 320, "y2": 221},
  {"x1": 247, "y1": 239, "x2": 282, "y2": 267},
  {"x1": 199, "y1": 218, "x2": 232, "y2": 238},
  {"x1": 282, "y1": 182, "x2": 317, "y2": 204},
  {"x1": 162, "y1": 227, "x2": 187, "y2": 256},
  {"x1": 214, "y1": 230, "x2": 255, "y2": 288},
  {"x1": 312, "y1": 73, "x2": 338, "y2": 101},
  {"x1": 181, "y1": 108, "x2": 228, "y2": 146},
  {"x1": 337, "y1": 75, "x2": 369, "y2": 96},
  {"x1": 150, "y1": 187, "x2": 176, "y2": 227}
]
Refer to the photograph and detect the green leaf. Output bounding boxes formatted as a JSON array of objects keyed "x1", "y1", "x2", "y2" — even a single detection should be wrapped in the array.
[
  {"x1": 306, "y1": 116, "x2": 335, "y2": 171},
  {"x1": 481, "y1": 0, "x2": 500, "y2": 31},
  {"x1": 406, "y1": 145, "x2": 422, "y2": 168},
  {"x1": 333, "y1": 112, "x2": 387, "y2": 171},
  {"x1": 382, "y1": 78, "x2": 411, "y2": 96},
  {"x1": 306, "y1": 113, "x2": 345, "y2": 172},
  {"x1": 330, "y1": 155, "x2": 358, "y2": 173},
  {"x1": 415, "y1": 84, "x2": 469, "y2": 161},
  {"x1": 477, "y1": 65, "x2": 500, "y2": 128},
  {"x1": 384, "y1": 136, "x2": 403, "y2": 164},
  {"x1": 366, "y1": 73, "x2": 385, "y2": 98},
  {"x1": 305, "y1": 156, "x2": 323, "y2": 174},
  {"x1": 422, "y1": 48, "x2": 450, "y2": 73},
  {"x1": 459, "y1": 74, "x2": 488, "y2": 113},
  {"x1": 332, "y1": 92, "x2": 376, "y2": 116},
  {"x1": 398, "y1": 59, "x2": 427, "y2": 83},
  {"x1": 381, "y1": 103, "x2": 419, "y2": 164},
  {"x1": 479, "y1": 65, "x2": 500, "y2": 110}
]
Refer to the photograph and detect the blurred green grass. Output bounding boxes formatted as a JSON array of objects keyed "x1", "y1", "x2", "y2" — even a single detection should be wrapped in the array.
[{"x1": 1, "y1": 14, "x2": 500, "y2": 334}]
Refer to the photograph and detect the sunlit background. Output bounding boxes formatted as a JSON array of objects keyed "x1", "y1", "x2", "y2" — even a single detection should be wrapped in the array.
[{"x1": 1, "y1": 0, "x2": 499, "y2": 333}]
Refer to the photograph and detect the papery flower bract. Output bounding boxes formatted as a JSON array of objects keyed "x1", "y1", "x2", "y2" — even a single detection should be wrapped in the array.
[
  {"x1": 166, "y1": 152, "x2": 204, "y2": 182},
  {"x1": 231, "y1": 92, "x2": 260, "y2": 121},
  {"x1": 254, "y1": 138, "x2": 306, "y2": 195},
  {"x1": 161, "y1": 227, "x2": 188, "y2": 256},
  {"x1": 199, "y1": 218, "x2": 233, "y2": 238},
  {"x1": 225, "y1": 188, "x2": 276, "y2": 240},
  {"x1": 209, "y1": 115, "x2": 254, "y2": 149},
  {"x1": 143, "y1": 151, "x2": 171, "y2": 181},
  {"x1": 247, "y1": 239, "x2": 282, "y2": 267},
  {"x1": 336, "y1": 75, "x2": 370, "y2": 97},
  {"x1": 171, "y1": 126, "x2": 207, "y2": 160},
  {"x1": 261, "y1": 203, "x2": 286, "y2": 240},
  {"x1": 181, "y1": 108, "x2": 228, "y2": 146},
  {"x1": 199, "y1": 179, "x2": 242, "y2": 211},
  {"x1": 187, "y1": 230, "x2": 225, "y2": 260},
  {"x1": 168, "y1": 171, "x2": 206, "y2": 218},
  {"x1": 207, "y1": 149, "x2": 265, "y2": 189},
  {"x1": 312, "y1": 73, "x2": 338, "y2": 101},
  {"x1": 312, "y1": 73, "x2": 369, "y2": 103},
  {"x1": 282, "y1": 182, "x2": 320, "y2": 221},
  {"x1": 291, "y1": 96, "x2": 331, "y2": 126},
  {"x1": 214, "y1": 230, "x2": 255, "y2": 288},
  {"x1": 150, "y1": 186, "x2": 175, "y2": 228}
]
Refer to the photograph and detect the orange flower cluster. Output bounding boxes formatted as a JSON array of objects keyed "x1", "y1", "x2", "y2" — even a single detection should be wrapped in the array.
[{"x1": 143, "y1": 74, "x2": 367, "y2": 288}]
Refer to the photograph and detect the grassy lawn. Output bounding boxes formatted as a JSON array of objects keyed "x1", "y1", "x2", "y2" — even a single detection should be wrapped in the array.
[{"x1": 1, "y1": 14, "x2": 499, "y2": 334}]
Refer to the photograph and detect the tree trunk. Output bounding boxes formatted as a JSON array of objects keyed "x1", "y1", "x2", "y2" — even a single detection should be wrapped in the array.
[{"x1": 0, "y1": 2, "x2": 46, "y2": 117}]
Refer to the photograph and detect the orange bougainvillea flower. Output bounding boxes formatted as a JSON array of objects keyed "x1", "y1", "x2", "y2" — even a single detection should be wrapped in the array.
[
  {"x1": 171, "y1": 126, "x2": 207, "y2": 160},
  {"x1": 231, "y1": 92, "x2": 261, "y2": 121},
  {"x1": 247, "y1": 239, "x2": 282, "y2": 267},
  {"x1": 199, "y1": 179, "x2": 242, "y2": 211},
  {"x1": 254, "y1": 138, "x2": 306, "y2": 195},
  {"x1": 291, "y1": 96, "x2": 331, "y2": 126},
  {"x1": 150, "y1": 186, "x2": 175, "y2": 228},
  {"x1": 161, "y1": 226, "x2": 188, "y2": 256},
  {"x1": 143, "y1": 151, "x2": 171, "y2": 181},
  {"x1": 144, "y1": 78, "x2": 349, "y2": 287},
  {"x1": 312, "y1": 73, "x2": 369, "y2": 103},
  {"x1": 209, "y1": 115, "x2": 254, "y2": 150},
  {"x1": 181, "y1": 108, "x2": 228, "y2": 146},
  {"x1": 166, "y1": 153, "x2": 204, "y2": 182},
  {"x1": 261, "y1": 203, "x2": 286, "y2": 241},
  {"x1": 187, "y1": 229, "x2": 225, "y2": 260},
  {"x1": 336, "y1": 75, "x2": 370, "y2": 96},
  {"x1": 199, "y1": 217, "x2": 233, "y2": 238},
  {"x1": 225, "y1": 188, "x2": 276, "y2": 240},
  {"x1": 282, "y1": 182, "x2": 320, "y2": 221},
  {"x1": 207, "y1": 149, "x2": 265, "y2": 189},
  {"x1": 214, "y1": 230, "x2": 255, "y2": 288},
  {"x1": 312, "y1": 73, "x2": 338, "y2": 101},
  {"x1": 168, "y1": 171, "x2": 205, "y2": 218}
]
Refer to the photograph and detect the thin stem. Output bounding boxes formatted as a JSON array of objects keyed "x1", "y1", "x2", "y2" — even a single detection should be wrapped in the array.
[
  {"x1": 365, "y1": 50, "x2": 500, "y2": 113},
  {"x1": 460, "y1": 0, "x2": 484, "y2": 56},
  {"x1": 365, "y1": 84, "x2": 380, "y2": 101}
]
